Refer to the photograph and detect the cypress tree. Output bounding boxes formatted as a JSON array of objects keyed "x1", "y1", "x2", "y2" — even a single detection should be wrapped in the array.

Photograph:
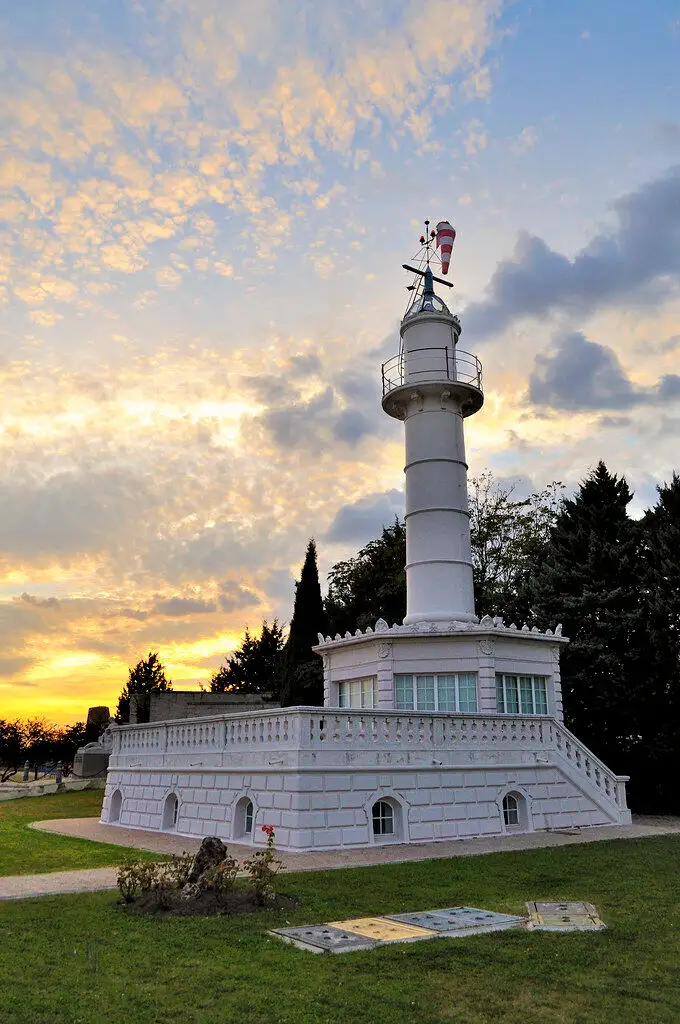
[
  {"x1": 529, "y1": 462, "x2": 645, "y2": 770},
  {"x1": 280, "y1": 539, "x2": 327, "y2": 707}
]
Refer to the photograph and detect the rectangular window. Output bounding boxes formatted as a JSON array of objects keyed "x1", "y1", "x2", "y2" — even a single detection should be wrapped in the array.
[
  {"x1": 416, "y1": 674, "x2": 436, "y2": 711},
  {"x1": 457, "y1": 672, "x2": 478, "y2": 713},
  {"x1": 534, "y1": 678, "x2": 548, "y2": 715},
  {"x1": 394, "y1": 674, "x2": 414, "y2": 710},
  {"x1": 394, "y1": 673, "x2": 478, "y2": 712},
  {"x1": 337, "y1": 677, "x2": 378, "y2": 708},
  {"x1": 496, "y1": 674, "x2": 549, "y2": 715}
]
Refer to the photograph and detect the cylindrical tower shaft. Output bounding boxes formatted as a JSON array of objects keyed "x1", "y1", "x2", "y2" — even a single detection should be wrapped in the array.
[{"x1": 382, "y1": 269, "x2": 483, "y2": 624}]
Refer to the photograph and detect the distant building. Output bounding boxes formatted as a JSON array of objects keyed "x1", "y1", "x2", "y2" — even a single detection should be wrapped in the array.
[{"x1": 130, "y1": 691, "x2": 280, "y2": 723}]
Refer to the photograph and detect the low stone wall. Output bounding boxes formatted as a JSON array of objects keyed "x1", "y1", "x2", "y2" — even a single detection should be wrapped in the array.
[{"x1": 0, "y1": 778, "x2": 105, "y2": 802}]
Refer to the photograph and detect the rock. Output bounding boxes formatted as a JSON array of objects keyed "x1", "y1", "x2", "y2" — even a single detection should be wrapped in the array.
[
  {"x1": 179, "y1": 881, "x2": 203, "y2": 902},
  {"x1": 187, "y1": 836, "x2": 228, "y2": 883}
]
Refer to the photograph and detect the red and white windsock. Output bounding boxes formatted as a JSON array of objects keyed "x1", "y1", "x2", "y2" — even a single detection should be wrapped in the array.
[{"x1": 436, "y1": 220, "x2": 456, "y2": 274}]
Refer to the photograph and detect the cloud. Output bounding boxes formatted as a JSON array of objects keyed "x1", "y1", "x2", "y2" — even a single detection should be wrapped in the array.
[
  {"x1": 0, "y1": 656, "x2": 33, "y2": 678},
  {"x1": 153, "y1": 596, "x2": 218, "y2": 616},
  {"x1": 465, "y1": 165, "x2": 680, "y2": 338},
  {"x1": 218, "y1": 582, "x2": 260, "y2": 613},
  {"x1": 528, "y1": 331, "x2": 680, "y2": 411},
  {"x1": 325, "y1": 488, "x2": 404, "y2": 544},
  {"x1": 0, "y1": 468, "x2": 153, "y2": 563}
]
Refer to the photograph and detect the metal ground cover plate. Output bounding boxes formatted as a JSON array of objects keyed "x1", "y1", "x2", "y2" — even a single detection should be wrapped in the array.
[
  {"x1": 328, "y1": 917, "x2": 435, "y2": 943},
  {"x1": 387, "y1": 906, "x2": 525, "y2": 936},
  {"x1": 526, "y1": 901, "x2": 606, "y2": 931},
  {"x1": 270, "y1": 924, "x2": 379, "y2": 953}
]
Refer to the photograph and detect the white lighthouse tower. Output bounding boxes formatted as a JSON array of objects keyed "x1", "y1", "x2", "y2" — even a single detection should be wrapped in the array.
[
  {"x1": 382, "y1": 264, "x2": 482, "y2": 624},
  {"x1": 102, "y1": 222, "x2": 632, "y2": 851}
]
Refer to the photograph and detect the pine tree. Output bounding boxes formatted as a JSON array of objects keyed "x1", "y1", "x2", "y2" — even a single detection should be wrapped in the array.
[
  {"x1": 637, "y1": 473, "x2": 680, "y2": 811},
  {"x1": 209, "y1": 620, "x2": 284, "y2": 696},
  {"x1": 279, "y1": 540, "x2": 327, "y2": 707},
  {"x1": 529, "y1": 462, "x2": 645, "y2": 769},
  {"x1": 116, "y1": 652, "x2": 172, "y2": 723}
]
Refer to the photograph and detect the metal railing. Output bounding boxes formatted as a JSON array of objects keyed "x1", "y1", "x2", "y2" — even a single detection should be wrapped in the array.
[{"x1": 382, "y1": 346, "x2": 483, "y2": 397}]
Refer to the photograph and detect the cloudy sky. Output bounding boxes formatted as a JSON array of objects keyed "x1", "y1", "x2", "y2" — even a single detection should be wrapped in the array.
[{"x1": 1, "y1": 0, "x2": 679, "y2": 724}]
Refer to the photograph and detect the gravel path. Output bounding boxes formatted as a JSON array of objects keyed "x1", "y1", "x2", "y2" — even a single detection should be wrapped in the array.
[{"x1": 0, "y1": 815, "x2": 677, "y2": 901}]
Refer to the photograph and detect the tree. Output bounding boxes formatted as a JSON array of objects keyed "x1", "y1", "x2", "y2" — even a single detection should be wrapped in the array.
[
  {"x1": 279, "y1": 540, "x2": 327, "y2": 707},
  {"x1": 323, "y1": 476, "x2": 563, "y2": 634},
  {"x1": 0, "y1": 720, "x2": 25, "y2": 781},
  {"x1": 209, "y1": 620, "x2": 285, "y2": 696},
  {"x1": 325, "y1": 520, "x2": 406, "y2": 635},
  {"x1": 469, "y1": 473, "x2": 564, "y2": 622},
  {"x1": 528, "y1": 462, "x2": 646, "y2": 770},
  {"x1": 116, "y1": 651, "x2": 172, "y2": 724},
  {"x1": 635, "y1": 472, "x2": 680, "y2": 811}
]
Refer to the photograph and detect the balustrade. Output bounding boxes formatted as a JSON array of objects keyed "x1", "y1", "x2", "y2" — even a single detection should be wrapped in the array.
[{"x1": 110, "y1": 707, "x2": 624, "y2": 807}]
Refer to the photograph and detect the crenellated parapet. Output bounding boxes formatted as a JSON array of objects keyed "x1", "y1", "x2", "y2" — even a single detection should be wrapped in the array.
[{"x1": 314, "y1": 616, "x2": 566, "y2": 651}]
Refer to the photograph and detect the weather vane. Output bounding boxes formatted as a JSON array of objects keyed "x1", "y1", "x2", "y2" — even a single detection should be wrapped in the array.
[{"x1": 403, "y1": 219, "x2": 456, "y2": 303}]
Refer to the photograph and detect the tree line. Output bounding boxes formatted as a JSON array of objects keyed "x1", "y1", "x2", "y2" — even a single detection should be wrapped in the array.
[{"x1": 0, "y1": 718, "x2": 93, "y2": 780}]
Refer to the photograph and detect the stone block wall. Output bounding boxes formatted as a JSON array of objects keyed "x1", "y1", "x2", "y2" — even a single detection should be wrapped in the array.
[{"x1": 102, "y1": 760, "x2": 625, "y2": 852}]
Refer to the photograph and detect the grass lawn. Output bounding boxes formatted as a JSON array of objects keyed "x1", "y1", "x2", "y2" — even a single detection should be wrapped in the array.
[
  {"x1": 1, "y1": 835, "x2": 679, "y2": 1024},
  {"x1": 0, "y1": 790, "x2": 160, "y2": 876}
]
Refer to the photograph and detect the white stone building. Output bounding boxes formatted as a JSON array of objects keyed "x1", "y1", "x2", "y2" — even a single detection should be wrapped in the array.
[{"x1": 102, "y1": 240, "x2": 631, "y2": 850}]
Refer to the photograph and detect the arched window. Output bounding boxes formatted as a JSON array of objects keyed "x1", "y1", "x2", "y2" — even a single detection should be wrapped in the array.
[
  {"x1": 162, "y1": 793, "x2": 179, "y2": 831},
  {"x1": 109, "y1": 789, "x2": 122, "y2": 823},
  {"x1": 502, "y1": 793, "x2": 519, "y2": 827},
  {"x1": 234, "y1": 796, "x2": 255, "y2": 840},
  {"x1": 372, "y1": 800, "x2": 394, "y2": 837}
]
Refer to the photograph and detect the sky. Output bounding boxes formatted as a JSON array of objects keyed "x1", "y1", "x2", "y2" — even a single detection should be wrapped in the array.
[{"x1": 1, "y1": 0, "x2": 679, "y2": 725}]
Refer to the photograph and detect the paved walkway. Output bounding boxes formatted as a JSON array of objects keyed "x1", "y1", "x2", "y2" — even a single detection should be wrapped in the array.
[{"x1": 1, "y1": 815, "x2": 678, "y2": 901}]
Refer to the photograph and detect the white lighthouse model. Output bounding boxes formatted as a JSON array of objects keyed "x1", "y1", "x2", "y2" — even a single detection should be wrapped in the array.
[{"x1": 102, "y1": 222, "x2": 632, "y2": 851}]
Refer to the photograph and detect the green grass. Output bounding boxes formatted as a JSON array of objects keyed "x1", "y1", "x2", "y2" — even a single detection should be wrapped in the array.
[
  {"x1": 1, "y1": 835, "x2": 679, "y2": 1024},
  {"x1": 0, "y1": 790, "x2": 160, "y2": 875}
]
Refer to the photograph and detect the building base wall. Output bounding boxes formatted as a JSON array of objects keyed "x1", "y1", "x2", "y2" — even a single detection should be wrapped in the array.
[{"x1": 102, "y1": 761, "x2": 631, "y2": 852}]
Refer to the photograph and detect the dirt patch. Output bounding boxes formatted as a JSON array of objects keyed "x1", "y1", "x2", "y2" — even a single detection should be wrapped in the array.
[{"x1": 121, "y1": 888, "x2": 299, "y2": 918}]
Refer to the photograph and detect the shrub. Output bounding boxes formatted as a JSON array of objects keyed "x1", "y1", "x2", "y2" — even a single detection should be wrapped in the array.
[
  {"x1": 116, "y1": 860, "x2": 161, "y2": 902},
  {"x1": 243, "y1": 825, "x2": 285, "y2": 905},
  {"x1": 203, "y1": 854, "x2": 239, "y2": 901}
]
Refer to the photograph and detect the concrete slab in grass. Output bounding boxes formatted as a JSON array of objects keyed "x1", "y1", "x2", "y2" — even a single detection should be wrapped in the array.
[
  {"x1": 270, "y1": 924, "x2": 378, "y2": 954},
  {"x1": 328, "y1": 917, "x2": 435, "y2": 943},
  {"x1": 387, "y1": 906, "x2": 525, "y2": 936},
  {"x1": 526, "y1": 901, "x2": 605, "y2": 931}
]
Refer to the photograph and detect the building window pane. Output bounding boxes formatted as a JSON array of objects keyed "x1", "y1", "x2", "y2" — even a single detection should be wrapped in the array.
[
  {"x1": 244, "y1": 800, "x2": 253, "y2": 834},
  {"x1": 496, "y1": 674, "x2": 505, "y2": 713},
  {"x1": 437, "y1": 675, "x2": 456, "y2": 712},
  {"x1": 519, "y1": 676, "x2": 534, "y2": 714},
  {"x1": 416, "y1": 675, "x2": 436, "y2": 711},
  {"x1": 395, "y1": 674, "x2": 414, "y2": 710},
  {"x1": 503, "y1": 793, "x2": 519, "y2": 826},
  {"x1": 362, "y1": 677, "x2": 376, "y2": 708},
  {"x1": 505, "y1": 675, "x2": 520, "y2": 714},
  {"x1": 338, "y1": 677, "x2": 378, "y2": 709},
  {"x1": 534, "y1": 678, "x2": 548, "y2": 715},
  {"x1": 395, "y1": 673, "x2": 478, "y2": 712},
  {"x1": 457, "y1": 673, "x2": 478, "y2": 712},
  {"x1": 372, "y1": 800, "x2": 394, "y2": 836},
  {"x1": 496, "y1": 675, "x2": 549, "y2": 715}
]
